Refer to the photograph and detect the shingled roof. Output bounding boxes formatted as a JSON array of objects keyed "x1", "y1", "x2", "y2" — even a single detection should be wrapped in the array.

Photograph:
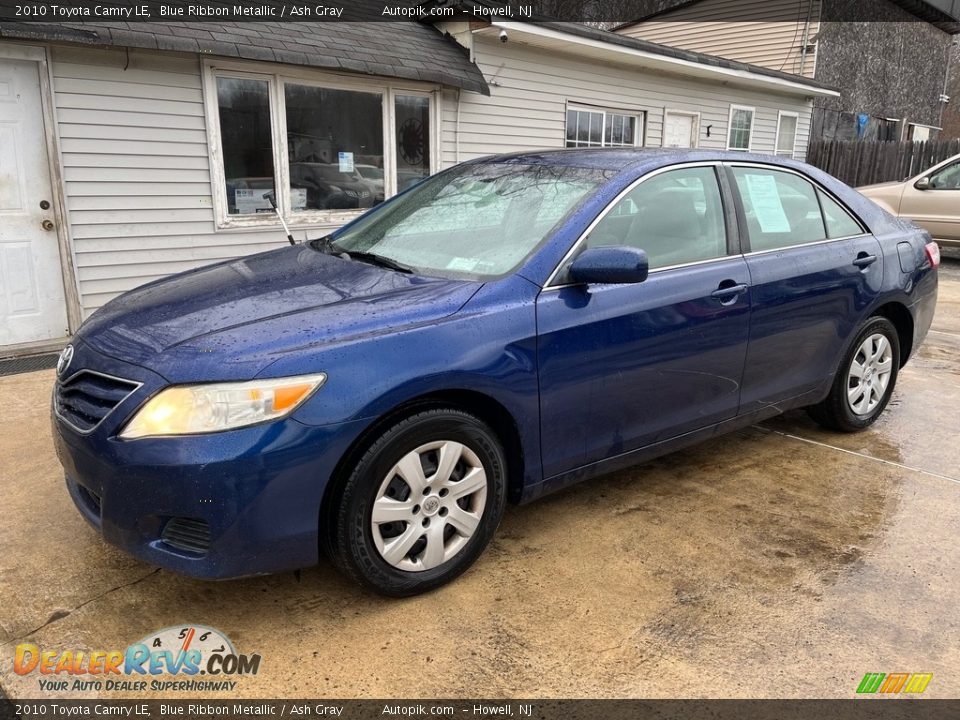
[{"x1": 0, "y1": 17, "x2": 490, "y2": 94}]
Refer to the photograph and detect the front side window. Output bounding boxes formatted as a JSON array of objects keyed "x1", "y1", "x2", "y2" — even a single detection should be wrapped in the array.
[
  {"x1": 775, "y1": 112, "x2": 798, "y2": 157},
  {"x1": 728, "y1": 106, "x2": 755, "y2": 152},
  {"x1": 731, "y1": 167, "x2": 827, "y2": 251},
  {"x1": 576, "y1": 166, "x2": 727, "y2": 270},
  {"x1": 328, "y1": 163, "x2": 608, "y2": 279},
  {"x1": 210, "y1": 69, "x2": 435, "y2": 226},
  {"x1": 928, "y1": 160, "x2": 960, "y2": 190},
  {"x1": 566, "y1": 106, "x2": 642, "y2": 148}
]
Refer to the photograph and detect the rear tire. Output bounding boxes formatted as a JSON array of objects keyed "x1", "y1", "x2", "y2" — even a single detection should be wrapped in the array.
[
  {"x1": 328, "y1": 409, "x2": 507, "y2": 597},
  {"x1": 807, "y1": 316, "x2": 900, "y2": 432}
]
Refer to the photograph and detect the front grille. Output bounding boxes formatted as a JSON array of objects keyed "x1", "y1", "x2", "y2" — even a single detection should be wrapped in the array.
[
  {"x1": 55, "y1": 371, "x2": 140, "y2": 433},
  {"x1": 161, "y1": 517, "x2": 211, "y2": 555}
]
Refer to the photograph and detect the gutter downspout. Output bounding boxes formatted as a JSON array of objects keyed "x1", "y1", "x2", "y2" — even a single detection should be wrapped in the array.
[{"x1": 455, "y1": 88, "x2": 462, "y2": 164}]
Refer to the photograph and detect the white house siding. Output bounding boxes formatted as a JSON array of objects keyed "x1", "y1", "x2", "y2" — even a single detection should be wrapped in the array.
[
  {"x1": 617, "y1": 0, "x2": 822, "y2": 79},
  {"x1": 51, "y1": 45, "x2": 298, "y2": 317},
  {"x1": 49, "y1": 41, "x2": 813, "y2": 315},
  {"x1": 441, "y1": 37, "x2": 813, "y2": 167}
]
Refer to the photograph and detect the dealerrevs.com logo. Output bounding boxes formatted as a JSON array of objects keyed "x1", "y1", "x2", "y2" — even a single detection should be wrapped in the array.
[{"x1": 14, "y1": 625, "x2": 261, "y2": 693}]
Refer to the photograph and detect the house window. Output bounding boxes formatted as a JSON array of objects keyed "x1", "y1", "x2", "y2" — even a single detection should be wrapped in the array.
[
  {"x1": 285, "y1": 84, "x2": 384, "y2": 212},
  {"x1": 217, "y1": 77, "x2": 276, "y2": 215},
  {"x1": 207, "y1": 65, "x2": 435, "y2": 228},
  {"x1": 395, "y1": 94, "x2": 431, "y2": 192},
  {"x1": 775, "y1": 111, "x2": 798, "y2": 158},
  {"x1": 566, "y1": 105, "x2": 643, "y2": 148},
  {"x1": 727, "y1": 105, "x2": 755, "y2": 152}
]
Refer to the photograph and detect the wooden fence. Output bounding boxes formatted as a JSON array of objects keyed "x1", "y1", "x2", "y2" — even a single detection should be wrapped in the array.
[{"x1": 806, "y1": 139, "x2": 960, "y2": 188}]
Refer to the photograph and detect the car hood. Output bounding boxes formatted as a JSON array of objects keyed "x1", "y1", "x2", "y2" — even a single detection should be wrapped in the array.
[
  {"x1": 858, "y1": 180, "x2": 905, "y2": 192},
  {"x1": 78, "y1": 244, "x2": 481, "y2": 382}
]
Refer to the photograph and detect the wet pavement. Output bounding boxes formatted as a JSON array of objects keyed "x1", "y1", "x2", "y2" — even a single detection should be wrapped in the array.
[{"x1": 1, "y1": 257, "x2": 958, "y2": 699}]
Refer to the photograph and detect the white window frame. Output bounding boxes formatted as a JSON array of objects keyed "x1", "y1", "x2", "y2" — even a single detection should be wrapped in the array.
[
  {"x1": 774, "y1": 110, "x2": 799, "y2": 158},
  {"x1": 202, "y1": 59, "x2": 440, "y2": 231},
  {"x1": 662, "y1": 109, "x2": 701, "y2": 148},
  {"x1": 726, "y1": 104, "x2": 755, "y2": 152},
  {"x1": 565, "y1": 103, "x2": 645, "y2": 148}
]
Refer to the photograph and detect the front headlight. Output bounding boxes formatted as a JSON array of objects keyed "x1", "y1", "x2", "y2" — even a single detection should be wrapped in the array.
[{"x1": 120, "y1": 373, "x2": 327, "y2": 439}]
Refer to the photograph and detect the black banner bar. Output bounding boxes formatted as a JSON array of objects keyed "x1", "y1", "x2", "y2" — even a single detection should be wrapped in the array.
[
  {"x1": 2, "y1": 700, "x2": 959, "y2": 720},
  {"x1": 0, "y1": 0, "x2": 958, "y2": 24}
]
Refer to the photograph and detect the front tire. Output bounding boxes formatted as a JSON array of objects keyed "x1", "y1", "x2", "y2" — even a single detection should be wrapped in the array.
[
  {"x1": 807, "y1": 316, "x2": 900, "y2": 432},
  {"x1": 329, "y1": 409, "x2": 507, "y2": 596}
]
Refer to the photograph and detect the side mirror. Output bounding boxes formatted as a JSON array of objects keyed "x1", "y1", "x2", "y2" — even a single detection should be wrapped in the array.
[
  {"x1": 568, "y1": 246, "x2": 649, "y2": 285},
  {"x1": 914, "y1": 177, "x2": 931, "y2": 190}
]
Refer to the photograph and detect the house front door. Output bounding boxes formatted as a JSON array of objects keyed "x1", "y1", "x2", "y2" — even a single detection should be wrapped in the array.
[{"x1": 0, "y1": 55, "x2": 68, "y2": 348}]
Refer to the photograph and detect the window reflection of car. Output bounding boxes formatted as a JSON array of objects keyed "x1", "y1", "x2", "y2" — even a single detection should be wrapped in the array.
[
  {"x1": 355, "y1": 164, "x2": 385, "y2": 203},
  {"x1": 858, "y1": 152, "x2": 960, "y2": 248},
  {"x1": 289, "y1": 162, "x2": 377, "y2": 210}
]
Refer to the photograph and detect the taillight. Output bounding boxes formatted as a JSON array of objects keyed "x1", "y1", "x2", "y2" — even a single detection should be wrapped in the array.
[{"x1": 924, "y1": 241, "x2": 940, "y2": 268}]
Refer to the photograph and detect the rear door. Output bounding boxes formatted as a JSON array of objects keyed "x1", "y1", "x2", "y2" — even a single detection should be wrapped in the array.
[
  {"x1": 727, "y1": 163, "x2": 885, "y2": 413},
  {"x1": 536, "y1": 164, "x2": 751, "y2": 478}
]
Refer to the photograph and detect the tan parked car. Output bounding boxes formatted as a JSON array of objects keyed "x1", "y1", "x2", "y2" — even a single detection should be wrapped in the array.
[{"x1": 858, "y1": 153, "x2": 960, "y2": 248}]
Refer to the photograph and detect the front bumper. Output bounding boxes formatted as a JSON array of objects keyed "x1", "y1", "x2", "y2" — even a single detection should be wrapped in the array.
[{"x1": 52, "y1": 339, "x2": 366, "y2": 579}]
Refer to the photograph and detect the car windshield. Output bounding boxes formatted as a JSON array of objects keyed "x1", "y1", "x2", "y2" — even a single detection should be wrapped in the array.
[{"x1": 326, "y1": 162, "x2": 610, "y2": 278}]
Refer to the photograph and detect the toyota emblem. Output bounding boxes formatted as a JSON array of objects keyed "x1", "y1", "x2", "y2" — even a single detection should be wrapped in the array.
[{"x1": 56, "y1": 344, "x2": 74, "y2": 377}]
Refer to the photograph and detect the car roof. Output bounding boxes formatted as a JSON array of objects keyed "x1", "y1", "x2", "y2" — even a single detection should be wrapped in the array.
[{"x1": 470, "y1": 147, "x2": 806, "y2": 174}]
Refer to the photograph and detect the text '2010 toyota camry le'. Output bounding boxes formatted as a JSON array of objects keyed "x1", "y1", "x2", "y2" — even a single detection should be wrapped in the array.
[{"x1": 52, "y1": 149, "x2": 938, "y2": 596}]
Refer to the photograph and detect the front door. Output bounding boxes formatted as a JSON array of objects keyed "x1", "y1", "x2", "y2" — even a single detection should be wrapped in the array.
[
  {"x1": 0, "y1": 55, "x2": 68, "y2": 347},
  {"x1": 663, "y1": 111, "x2": 697, "y2": 148},
  {"x1": 899, "y1": 158, "x2": 960, "y2": 244},
  {"x1": 536, "y1": 165, "x2": 750, "y2": 478}
]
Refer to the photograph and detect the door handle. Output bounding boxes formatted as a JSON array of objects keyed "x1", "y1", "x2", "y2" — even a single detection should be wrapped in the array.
[
  {"x1": 710, "y1": 282, "x2": 749, "y2": 303},
  {"x1": 41, "y1": 219, "x2": 55, "y2": 231},
  {"x1": 853, "y1": 253, "x2": 877, "y2": 269}
]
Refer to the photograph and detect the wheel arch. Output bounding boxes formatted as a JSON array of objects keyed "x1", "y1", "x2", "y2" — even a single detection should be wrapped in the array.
[
  {"x1": 319, "y1": 389, "x2": 527, "y2": 552},
  {"x1": 872, "y1": 301, "x2": 914, "y2": 367}
]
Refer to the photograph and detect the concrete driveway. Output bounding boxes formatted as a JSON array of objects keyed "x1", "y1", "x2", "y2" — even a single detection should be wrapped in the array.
[{"x1": 1, "y1": 257, "x2": 958, "y2": 700}]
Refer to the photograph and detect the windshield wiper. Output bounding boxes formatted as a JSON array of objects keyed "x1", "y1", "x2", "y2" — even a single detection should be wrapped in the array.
[
  {"x1": 310, "y1": 235, "x2": 414, "y2": 273},
  {"x1": 339, "y1": 251, "x2": 414, "y2": 274}
]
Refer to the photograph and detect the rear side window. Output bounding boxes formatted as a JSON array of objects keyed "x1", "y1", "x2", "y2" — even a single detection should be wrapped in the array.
[
  {"x1": 818, "y1": 190, "x2": 864, "y2": 238},
  {"x1": 731, "y1": 167, "x2": 826, "y2": 252},
  {"x1": 581, "y1": 166, "x2": 727, "y2": 270}
]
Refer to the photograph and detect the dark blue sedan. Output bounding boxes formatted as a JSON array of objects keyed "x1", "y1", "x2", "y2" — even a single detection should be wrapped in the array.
[{"x1": 52, "y1": 149, "x2": 939, "y2": 596}]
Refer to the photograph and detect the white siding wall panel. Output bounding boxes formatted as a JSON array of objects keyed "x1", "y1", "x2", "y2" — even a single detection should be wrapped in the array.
[
  {"x1": 51, "y1": 42, "x2": 813, "y2": 315},
  {"x1": 448, "y1": 38, "x2": 812, "y2": 165},
  {"x1": 617, "y1": 0, "x2": 821, "y2": 79},
  {"x1": 51, "y1": 46, "x2": 291, "y2": 316}
]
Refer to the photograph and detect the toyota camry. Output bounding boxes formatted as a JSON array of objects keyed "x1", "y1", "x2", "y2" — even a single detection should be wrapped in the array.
[{"x1": 52, "y1": 149, "x2": 939, "y2": 596}]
